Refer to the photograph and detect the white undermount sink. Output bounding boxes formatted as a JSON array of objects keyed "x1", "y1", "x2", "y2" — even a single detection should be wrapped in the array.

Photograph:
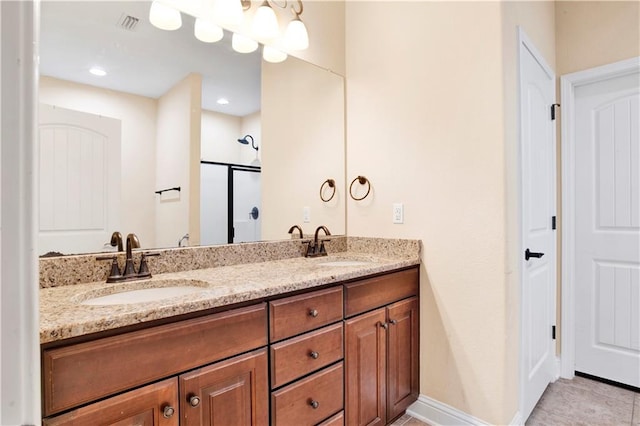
[
  {"x1": 318, "y1": 260, "x2": 372, "y2": 267},
  {"x1": 79, "y1": 280, "x2": 208, "y2": 306}
]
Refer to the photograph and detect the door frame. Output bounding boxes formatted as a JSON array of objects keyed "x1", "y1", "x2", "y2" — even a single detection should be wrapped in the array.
[
  {"x1": 517, "y1": 26, "x2": 558, "y2": 420},
  {"x1": 559, "y1": 56, "x2": 640, "y2": 379}
]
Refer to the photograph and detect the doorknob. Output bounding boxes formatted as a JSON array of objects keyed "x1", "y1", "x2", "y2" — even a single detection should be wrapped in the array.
[{"x1": 525, "y1": 248, "x2": 545, "y2": 261}]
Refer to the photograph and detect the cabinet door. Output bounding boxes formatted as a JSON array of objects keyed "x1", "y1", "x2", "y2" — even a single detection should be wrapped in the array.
[
  {"x1": 179, "y1": 348, "x2": 269, "y2": 426},
  {"x1": 345, "y1": 308, "x2": 387, "y2": 426},
  {"x1": 386, "y1": 297, "x2": 419, "y2": 421},
  {"x1": 43, "y1": 378, "x2": 178, "y2": 426}
]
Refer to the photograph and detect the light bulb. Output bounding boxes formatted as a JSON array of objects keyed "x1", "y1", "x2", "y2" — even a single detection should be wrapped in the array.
[
  {"x1": 212, "y1": 0, "x2": 244, "y2": 27},
  {"x1": 149, "y1": 1, "x2": 182, "y2": 31},
  {"x1": 252, "y1": 1, "x2": 279, "y2": 39},
  {"x1": 194, "y1": 18, "x2": 223, "y2": 43},
  {"x1": 262, "y1": 46, "x2": 287, "y2": 63},
  {"x1": 284, "y1": 17, "x2": 309, "y2": 50},
  {"x1": 232, "y1": 33, "x2": 258, "y2": 53}
]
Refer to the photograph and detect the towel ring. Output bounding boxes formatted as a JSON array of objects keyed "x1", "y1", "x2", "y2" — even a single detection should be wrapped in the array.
[
  {"x1": 349, "y1": 175, "x2": 371, "y2": 201},
  {"x1": 320, "y1": 179, "x2": 336, "y2": 202}
]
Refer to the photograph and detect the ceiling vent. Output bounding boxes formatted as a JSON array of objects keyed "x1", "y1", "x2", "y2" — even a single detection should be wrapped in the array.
[{"x1": 118, "y1": 14, "x2": 140, "y2": 31}]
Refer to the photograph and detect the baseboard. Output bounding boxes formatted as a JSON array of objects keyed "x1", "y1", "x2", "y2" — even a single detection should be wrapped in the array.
[
  {"x1": 510, "y1": 411, "x2": 524, "y2": 426},
  {"x1": 405, "y1": 395, "x2": 490, "y2": 426}
]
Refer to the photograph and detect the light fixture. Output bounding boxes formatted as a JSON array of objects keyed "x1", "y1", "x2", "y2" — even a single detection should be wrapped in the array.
[
  {"x1": 217, "y1": 98, "x2": 230, "y2": 105},
  {"x1": 232, "y1": 32, "x2": 258, "y2": 53},
  {"x1": 89, "y1": 67, "x2": 107, "y2": 77},
  {"x1": 284, "y1": 17, "x2": 308, "y2": 50},
  {"x1": 149, "y1": 1, "x2": 182, "y2": 31},
  {"x1": 262, "y1": 45, "x2": 287, "y2": 63},
  {"x1": 194, "y1": 18, "x2": 223, "y2": 43},
  {"x1": 147, "y1": 0, "x2": 310, "y2": 63},
  {"x1": 212, "y1": 0, "x2": 244, "y2": 27},
  {"x1": 252, "y1": 1, "x2": 279, "y2": 40}
]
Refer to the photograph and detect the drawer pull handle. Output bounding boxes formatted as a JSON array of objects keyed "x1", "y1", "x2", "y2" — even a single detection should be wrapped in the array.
[
  {"x1": 189, "y1": 395, "x2": 201, "y2": 407},
  {"x1": 389, "y1": 319, "x2": 398, "y2": 325},
  {"x1": 309, "y1": 351, "x2": 319, "y2": 359},
  {"x1": 309, "y1": 309, "x2": 319, "y2": 317},
  {"x1": 310, "y1": 399, "x2": 320, "y2": 409},
  {"x1": 162, "y1": 405, "x2": 175, "y2": 418},
  {"x1": 380, "y1": 322, "x2": 388, "y2": 330}
]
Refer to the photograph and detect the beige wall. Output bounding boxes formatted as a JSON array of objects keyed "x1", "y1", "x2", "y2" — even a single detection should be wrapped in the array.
[
  {"x1": 262, "y1": 56, "x2": 345, "y2": 240},
  {"x1": 556, "y1": 1, "x2": 640, "y2": 75},
  {"x1": 39, "y1": 76, "x2": 158, "y2": 247},
  {"x1": 155, "y1": 73, "x2": 202, "y2": 248},
  {"x1": 345, "y1": 1, "x2": 554, "y2": 423}
]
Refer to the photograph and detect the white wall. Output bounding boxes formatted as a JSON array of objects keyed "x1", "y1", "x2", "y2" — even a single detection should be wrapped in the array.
[
  {"x1": 241, "y1": 110, "x2": 261, "y2": 165},
  {"x1": 201, "y1": 109, "x2": 242, "y2": 164},
  {"x1": 39, "y1": 77, "x2": 158, "y2": 247},
  {"x1": 155, "y1": 73, "x2": 202, "y2": 248}
]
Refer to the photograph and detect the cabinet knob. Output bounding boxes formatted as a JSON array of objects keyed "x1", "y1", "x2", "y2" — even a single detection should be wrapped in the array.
[
  {"x1": 309, "y1": 399, "x2": 320, "y2": 409},
  {"x1": 189, "y1": 395, "x2": 201, "y2": 407},
  {"x1": 379, "y1": 322, "x2": 388, "y2": 330},
  {"x1": 389, "y1": 319, "x2": 398, "y2": 325},
  {"x1": 309, "y1": 309, "x2": 319, "y2": 318},
  {"x1": 309, "y1": 351, "x2": 319, "y2": 359},
  {"x1": 162, "y1": 405, "x2": 175, "y2": 418}
]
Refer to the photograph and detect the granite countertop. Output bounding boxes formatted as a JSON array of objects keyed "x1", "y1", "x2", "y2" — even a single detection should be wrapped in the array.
[{"x1": 40, "y1": 251, "x2": 420, "y2": 344}]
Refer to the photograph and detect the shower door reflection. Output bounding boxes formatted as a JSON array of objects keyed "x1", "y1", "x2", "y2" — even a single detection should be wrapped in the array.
[{"x1": 200, "y1": 162, "x2": 261, "y2": 246}]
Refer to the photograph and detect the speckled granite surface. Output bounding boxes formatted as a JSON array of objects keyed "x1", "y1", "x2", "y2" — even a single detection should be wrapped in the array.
[
  {"x1": 39, "y1": 237, "x2": 420, "y2": 344},
  {"x1": 40, "y1": 237, "x2": 347, "y2": 288}
]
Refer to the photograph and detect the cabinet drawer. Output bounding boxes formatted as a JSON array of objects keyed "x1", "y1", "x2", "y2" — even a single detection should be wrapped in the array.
[
  {"x1": 269, "y1": 286, "x2": 343, "y2": 342},
  {"x1": 318, "y1": 410, "x2": 344, "y2": 426},
  {"x1": 344, "y1": 268, "x2": 418, "y2": 317},
  {"x1": 270, "y1": 323, "x2": 343, "y2": 388},
  {"x1": 271, "y1": 362, "x2": 344, "y2": 426},
  {"x1": 43, "y1": 303, "x2": 267, "y2": 416},
  {"x1": 43, "y1": 377, "x2": 178, "y2": 426}
]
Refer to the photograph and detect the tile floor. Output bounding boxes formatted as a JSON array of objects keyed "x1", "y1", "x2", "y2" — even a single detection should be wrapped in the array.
[
  {"x1": 390, "y1": 413, "x2": 429, "y2": 426},
  {"x1": 391, "y1": 375, "x2": 639, "y2": 426},
  {"x1": 526, "y1": 375, "x2": 640, "y2": 425}
]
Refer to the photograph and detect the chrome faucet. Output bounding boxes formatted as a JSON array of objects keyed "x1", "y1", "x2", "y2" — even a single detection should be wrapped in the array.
[
  {"x1": 305, "y1": 226, "x2": 331, "y2": 257},
  {"x1": 288, "y1": 225, "x2": 304, "y2": 239}
]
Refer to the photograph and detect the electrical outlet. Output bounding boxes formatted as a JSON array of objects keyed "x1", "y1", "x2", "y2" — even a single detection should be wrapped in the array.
[
  {"x1": 303, "y1": 206, "x2": 311, "y2": 223},
  {"x1": 393, "y1": 203, "x2": 404, "y2": 224}
]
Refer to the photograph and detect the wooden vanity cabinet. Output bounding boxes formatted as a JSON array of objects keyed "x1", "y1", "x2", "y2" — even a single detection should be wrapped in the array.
[
  {"x1": 42, "y1": 266, "x2": 419, "y2": 426},
  {"x1": 344, "y1": 268, "x2": 420, "y2": 426},
  {"x1": 180, "y1": 349, "x2": 269, "y2": 426}
]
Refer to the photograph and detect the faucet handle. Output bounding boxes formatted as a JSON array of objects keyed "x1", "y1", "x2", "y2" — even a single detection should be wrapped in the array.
[
  {"x1": 96, "y1": 255, "x2": 123, "y2": 283},
  {"x1": 137, "y1": 252, "x2": 160, "y2": 278}
]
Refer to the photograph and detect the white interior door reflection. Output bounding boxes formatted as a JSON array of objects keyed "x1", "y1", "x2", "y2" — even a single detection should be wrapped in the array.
[{"x1": 232, "y1": 167, "x2": 261, "y2": 243}]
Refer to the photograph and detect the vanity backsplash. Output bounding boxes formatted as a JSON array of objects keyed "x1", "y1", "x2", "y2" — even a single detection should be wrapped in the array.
[{"x1": 39, "y1": 236, "x2": 420, "y2": 288}]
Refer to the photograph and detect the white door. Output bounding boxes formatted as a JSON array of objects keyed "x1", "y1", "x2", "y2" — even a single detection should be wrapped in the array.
[
  {"x1": 519, "y1": 31, "x2": 557, "y2": 420},
  {"x1": 574, "y1": 70, "x2": 640, "y2": 387},
  {"x1": 39, "y1": 104, "x2": 121, "y2": 255}
]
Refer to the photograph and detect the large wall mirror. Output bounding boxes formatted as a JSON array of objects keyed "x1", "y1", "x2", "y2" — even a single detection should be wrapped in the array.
[{"x1": 38, "y1": 1, "x2": 345, "y2": 256}]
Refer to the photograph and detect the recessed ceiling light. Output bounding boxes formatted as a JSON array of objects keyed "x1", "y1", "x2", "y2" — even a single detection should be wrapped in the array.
[
  {"x1": 217, "y1": 98, "x2": 229, "y2": 105},
  {"x1": 89, "y1": 67, "x2": 107, "y2": 77}
]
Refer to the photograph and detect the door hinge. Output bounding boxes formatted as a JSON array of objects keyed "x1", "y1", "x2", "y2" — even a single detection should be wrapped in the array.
[
  {"x1": 552, "y1": 325, "x2": 556, "y2": 340},
  {"x1": 552, "y1": 216, "x2": 557, "y2": 230},
  {"x1": 551, "y1": 103, "x2": 560, "y2": 120}
]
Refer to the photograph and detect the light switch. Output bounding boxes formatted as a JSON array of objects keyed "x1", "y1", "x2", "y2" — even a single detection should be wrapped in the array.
[{"x1": 303, "y1": 206, "x2": 311, "y2": 223}]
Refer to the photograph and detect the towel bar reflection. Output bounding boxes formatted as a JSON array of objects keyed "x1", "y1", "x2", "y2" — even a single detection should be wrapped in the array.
[{"x1": 155, "y1": 186, "x2": 181, "y2": 195}]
